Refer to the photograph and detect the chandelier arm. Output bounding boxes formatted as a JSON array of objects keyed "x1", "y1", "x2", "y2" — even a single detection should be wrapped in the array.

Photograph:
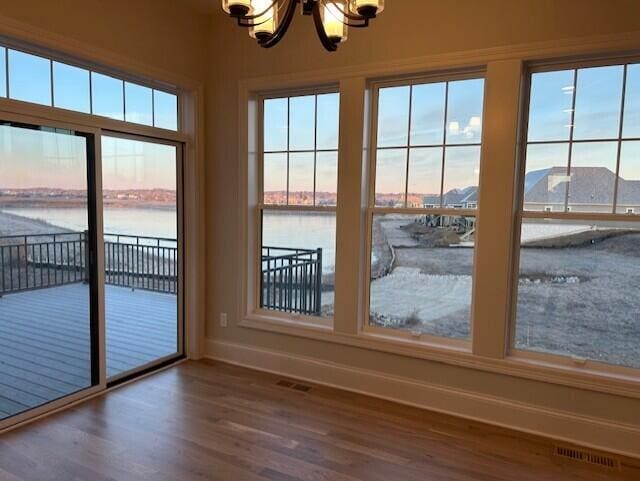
[
  {"x1": 312, "y1": 1, "x2": 338, "y2": 52},
  {"x1": 258, "y1": 0, "x2": 300, "y2": 48}
]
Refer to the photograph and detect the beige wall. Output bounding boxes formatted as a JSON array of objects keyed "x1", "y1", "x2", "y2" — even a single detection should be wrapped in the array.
[
  {"x1": 0, "y1": 0, "x2": 209, "y2": 85},
  {"x1": 206, "y1": 0, "x2": 640, "y2": 445}
]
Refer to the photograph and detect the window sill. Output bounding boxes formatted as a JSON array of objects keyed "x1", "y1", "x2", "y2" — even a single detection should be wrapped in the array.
[{"x1": 239, "y1": 314, "x2": 640, "y2": 399}]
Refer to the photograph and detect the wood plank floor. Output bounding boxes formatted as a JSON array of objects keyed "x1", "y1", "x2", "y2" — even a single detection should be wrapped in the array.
[
  {"x1": 0, "y1": 284, "x2": 177, "y2": 420},
  {"x1": 0, "y1": 360, "x2": 637, "y2": 481}
]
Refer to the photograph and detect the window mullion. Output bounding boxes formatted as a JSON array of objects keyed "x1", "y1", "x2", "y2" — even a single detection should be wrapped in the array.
[
  {"x1": 333, "y1": 77, "x2": 368, "y2": 335},
  {"x1": 472, "y1": 59, "x2": 524, "y2": 359}
]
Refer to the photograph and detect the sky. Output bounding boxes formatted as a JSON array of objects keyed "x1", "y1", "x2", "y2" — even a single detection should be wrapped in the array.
[
  {"x1": 0, "y1": 46, "x2": 179, "y2": 191},
  {"x1": 526, "y1": 64, "x2": 640, "y2": 182},
  {"x1": 0, "y1": 126, "x2": 177, "y2": 190},
  {"x1": 0, "y1": 46, "x2": 178, "y2": 129}
]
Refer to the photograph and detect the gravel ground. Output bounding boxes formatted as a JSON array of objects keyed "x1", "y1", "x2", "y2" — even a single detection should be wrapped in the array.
[{"x1": 369, "y1": 217, "x2": 640, "y2": 368}]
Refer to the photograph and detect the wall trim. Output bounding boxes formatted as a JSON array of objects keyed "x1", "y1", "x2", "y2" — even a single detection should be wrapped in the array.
[{"x1": 206, "y1": 338, "x2": 640, "y2": 460}]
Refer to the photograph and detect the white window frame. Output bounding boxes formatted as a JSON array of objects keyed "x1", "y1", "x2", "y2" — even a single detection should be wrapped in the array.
[
  {"x1": 509, "y1": 56, "x2": 640, "y2": 378},
  {"x1": 253, "y1": 86, "x2": 339, "y2": 328},
  {"x1": 361, "y1": 71, "x2": 485, "y2": 349},
  {"x1": 238, "y1": 41, "x2": 640, "y2": 401}
]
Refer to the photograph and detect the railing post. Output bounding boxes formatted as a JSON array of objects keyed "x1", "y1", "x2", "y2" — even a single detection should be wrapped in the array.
[{"x1": 315, "y1": 248, "x2": 322, "y2": 316}]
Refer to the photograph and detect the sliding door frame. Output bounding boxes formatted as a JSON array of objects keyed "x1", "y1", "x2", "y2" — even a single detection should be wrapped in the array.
[
  {"x1": 102, "y1": 130, "x2": 185, "y2": 385},
  {"x1": 0, "y1": 110, "x2": 107, "y2": 431}
]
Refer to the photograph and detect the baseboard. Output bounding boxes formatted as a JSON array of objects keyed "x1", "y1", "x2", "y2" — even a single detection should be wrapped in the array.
[{"x1": 205, "y1": 338, "x2": 640, "y2": 460}]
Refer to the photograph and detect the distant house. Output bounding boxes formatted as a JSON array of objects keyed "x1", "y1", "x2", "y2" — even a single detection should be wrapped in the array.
[
  {"x1": 423, "y1": 186, "x2": 478, "y2": 209},
  {"x1": 523, "y1": 167, "x2": 640, "y2": 213}
]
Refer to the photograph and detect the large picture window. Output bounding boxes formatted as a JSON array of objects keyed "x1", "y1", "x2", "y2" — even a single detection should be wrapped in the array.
[
  {"x1": 260, "y1": 91, "x2": 339, "y2": 321},
  {"x1": 514, "y1": 62, "x2": 640, "y2": 369},
  {"x1": 367, "y1": 75, "x2": 485, "y2": 341}
]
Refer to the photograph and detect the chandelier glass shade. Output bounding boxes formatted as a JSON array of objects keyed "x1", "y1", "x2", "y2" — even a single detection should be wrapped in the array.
[{"x1": 221, "y1": 0, "x2": 385, "y2": 51}]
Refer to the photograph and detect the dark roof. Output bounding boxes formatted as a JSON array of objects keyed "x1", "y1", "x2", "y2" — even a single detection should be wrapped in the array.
[
  {"x1": 423, "y1": 186, "x2": 478, "y2": 206},
  {"x1": 524, "y1": 166, "x2": 640, "y2": 205}
]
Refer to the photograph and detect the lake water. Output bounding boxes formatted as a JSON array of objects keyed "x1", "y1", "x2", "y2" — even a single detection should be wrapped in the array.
[
  {"x1": 1, "y1": 207, "x2": 177, "y2": 239},
  {"x1": 1, "y1": 208, "x2": 337, "y2": 273},
  {"x1": 262, "y1": 211, "x2": 336, "y2": 274}
]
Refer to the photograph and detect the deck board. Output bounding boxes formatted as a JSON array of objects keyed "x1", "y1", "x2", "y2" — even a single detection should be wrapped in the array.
[{"x1": 0, "y1": 283, "x2": 177, "y2": 421}]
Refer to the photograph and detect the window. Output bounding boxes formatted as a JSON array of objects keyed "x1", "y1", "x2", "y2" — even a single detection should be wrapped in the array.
[
  {"x1": 8, "y1": 49, "x2": 51, "y2": 106},
  {"x1": 260, "y1": 91, "x2": 339, "y2": 321},
  {"x1": 125, "y1": 82, "x2": 153, "y2": 126},
  {"x1": 53, "y1": 61, "x2": 90, "y2": 113},
  {"x1": 514, "y1": 61, "x2": 640, "y2": 369},
  {"x1": 367, "y1": 75, "x2": 485, "y2": 341},
  {"x1": 0, "y1": 44, "x2": 179, "y2": 131}
]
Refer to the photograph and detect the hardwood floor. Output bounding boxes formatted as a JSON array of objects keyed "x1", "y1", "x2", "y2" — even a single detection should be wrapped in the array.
[{"x1": 0, "y1": 360, "x2": 638, "y2": 481}]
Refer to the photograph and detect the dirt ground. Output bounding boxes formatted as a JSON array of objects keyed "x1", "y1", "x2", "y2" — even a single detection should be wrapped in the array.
[{"x1": 370, "y1": 217, "x2": 640, "y2": 369}]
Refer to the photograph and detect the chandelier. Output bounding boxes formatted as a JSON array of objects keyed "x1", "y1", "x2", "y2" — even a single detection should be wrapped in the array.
[{"x1": 221, "y1": 0, "x2": 385, "y2": 52}]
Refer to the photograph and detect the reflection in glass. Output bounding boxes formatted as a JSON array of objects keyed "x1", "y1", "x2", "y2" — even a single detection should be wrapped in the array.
[
  {"x1": 375, "y1": 148, "x2": 407, "y2": 206},
  {"x1": 567, "y1": 142, "x2": 618, "y2": 212},
  {"x1": 0, "y1": 124, "x2": 93, "y2": 420},
  {"x1": 573, "y1": 65, "x2": 624, "y2": 140},
  {"x1": 623, "y1": 64, "x2": 640, "y2": 139},
  {"x1": 527, "y1": 70, "x2": 574, "y2": 142},
  {"x1": 410, "y1": 82, "x2": 445, "y2": 146},
  {"x1": 515, "y1": 218, "x2": 640, "y2": 369},
  {"x1": 407, "y1": 147, "x2": 442, "y2": 208},
  {"x1": 316, "y1": 93, "x2": 340, "y2": 150},
  {"x1": 264, "y1": 98, "x2": 288, "y2": 152},
  {"x1": 263, "y1": 153, "x2": 287, "y2": 205},
  {"x1": 377, "y1": 86, "x2": 410, "y2": 148},
  {"x1": 261, "y1": 210, "x2": 336, "y2": 318},
  {"x1": 125, "y1": 82, "x2": 153, "y2": 126},
  {"x1": 102, "y1": 136, "x2": 179, "y2": 378},
  {"x1": 8, "y1": 50, "x2": 51, "y2": 106},
  {"x1": 91, "y1": 72, "x2": 124, "y2": 121},
  {"x1": 289, "y1": 95, "x2": 315, "y2": 151},
  {"x1": 445, "y1": 78, "x2": 484, "y2": 145},
  {"x1": 523, "y1": 143, "x2": 570, "y2": 212},
  {"x1": 53, "y1": 62, "x2": 90, "y2": 113},
  {"x1": 616, "y1": 141, "x2": 640, "y2": 214},
  {"x1": 153, "y1": 90, "x2": 179, "y2": 131},
  {"x1": 288, "y1": 152, "x2": 314, "y2": 205},
  {"x1": 442, "y1": 146, "x2": 480, "y2": 198},
  {"x1": 369, "y1": 214, "x2": 474, "y2": 340},
  {"x1": 315, "y1": 151, "x2": 338, "y2": 206}
]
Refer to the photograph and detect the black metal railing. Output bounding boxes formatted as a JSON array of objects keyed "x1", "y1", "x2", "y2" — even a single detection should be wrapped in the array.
[
  {"x1": 261, "y1": 246, "x2": 322, "y2": 316},
  {"x1": 104, "y1": 233, "x2": 178, "y2": 294},
  {"x1": 0, "y1": 232, "x2": 87, "y2": 294},
  {"x1": 0, "y1": 232, "x2": 178, "y2": 296}
]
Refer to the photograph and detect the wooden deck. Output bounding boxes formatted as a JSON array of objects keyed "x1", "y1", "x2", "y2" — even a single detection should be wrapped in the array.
[{"x1": 0, "y1": 283, "x2": 177, "y2": 420}]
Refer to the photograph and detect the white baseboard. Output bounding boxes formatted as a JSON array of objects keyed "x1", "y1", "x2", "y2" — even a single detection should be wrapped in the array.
[{"x1": 205, "y1": 338, "x2": 640, "y2": 460}]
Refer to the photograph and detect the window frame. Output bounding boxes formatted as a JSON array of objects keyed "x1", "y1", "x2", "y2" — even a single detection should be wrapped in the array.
[
  {"x1": 361, "y1": 70, "x2": 486, "y2": 348},
  {"x1": 0, "y1": 32, "x2": 202, "y2": 431},
  {"x1": 254, "y1": 85, "x2": 340, "y2": 327},
  {"x1": 508, "y1": 56, "x2": 640, "y2": 376}
]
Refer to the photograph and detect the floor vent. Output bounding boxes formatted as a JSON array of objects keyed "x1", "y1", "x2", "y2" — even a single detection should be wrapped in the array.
[
  {"x1": 276, "y1": 380, "x2": 295, "y2": 388},
  {"x1": 276, "y1": 380, "x2": 312, "y2": 392},
  {"x1": 554, "y1": 445, "x2": 620, "y2": 469},
  {"x1": 292, "y1": 383, "x2": 312, "y2": 392}
]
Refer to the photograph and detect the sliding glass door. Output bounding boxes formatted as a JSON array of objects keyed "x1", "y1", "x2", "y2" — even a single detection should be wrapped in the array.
[
  {"x1": 101, "y1": 134, "x2": 182, "y2": 381},
  {"x1": 0, "y1": 122, "x2": 99, "y2": 423}
]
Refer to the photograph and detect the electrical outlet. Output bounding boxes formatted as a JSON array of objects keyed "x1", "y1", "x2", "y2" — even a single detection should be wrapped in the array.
[{"x1": 220, "y1": 312, "x2": 228, "y2": 327}]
